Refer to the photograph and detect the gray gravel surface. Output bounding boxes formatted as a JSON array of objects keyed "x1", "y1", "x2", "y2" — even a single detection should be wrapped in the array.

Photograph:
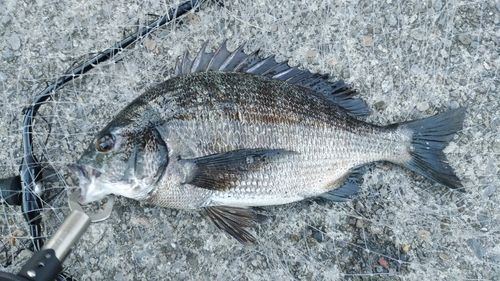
[{"x1": 1, "y1": 0, "x2": 499, "y2": 280}]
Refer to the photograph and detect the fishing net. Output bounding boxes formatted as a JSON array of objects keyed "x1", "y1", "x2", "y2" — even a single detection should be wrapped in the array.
[{"x1": 1, "y1": 0, "x2": 499, "y2": 280}]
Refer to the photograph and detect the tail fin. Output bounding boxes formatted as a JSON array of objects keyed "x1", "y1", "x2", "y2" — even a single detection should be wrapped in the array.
[{"x1": 399, "y1": 107, "x2": 466, "y2": 190}]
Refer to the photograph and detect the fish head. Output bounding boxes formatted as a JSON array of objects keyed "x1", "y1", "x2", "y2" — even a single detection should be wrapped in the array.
[{"x1": 70, "y1": 125, "x2": 168, "y2": 204}]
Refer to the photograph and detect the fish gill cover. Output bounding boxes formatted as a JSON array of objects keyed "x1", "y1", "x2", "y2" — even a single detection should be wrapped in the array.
[{"x1": 1, "y1": 0, "x2": 499, "y2": 280}]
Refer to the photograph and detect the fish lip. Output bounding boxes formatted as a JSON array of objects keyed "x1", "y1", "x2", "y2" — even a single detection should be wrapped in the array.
[
  {"x1": 68, "y1": 163, "x2": 101, "y2": 180},
  {"x1": 68, "y1": 164, "x2": 104, "y2": 204}
]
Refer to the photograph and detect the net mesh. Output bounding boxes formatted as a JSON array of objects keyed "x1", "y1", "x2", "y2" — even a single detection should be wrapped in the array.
[{"x1": 1, "y1": 0, "x2": 499, "y2": 280}]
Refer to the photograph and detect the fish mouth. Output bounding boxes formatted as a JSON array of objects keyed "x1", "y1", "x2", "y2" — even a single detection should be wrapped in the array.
[
  {"x1": 68, "y1": 163, "x2": 103, "y2": 204},
  {"x1": 68, "y1": 163, "x2": 101, "y2": 180}
]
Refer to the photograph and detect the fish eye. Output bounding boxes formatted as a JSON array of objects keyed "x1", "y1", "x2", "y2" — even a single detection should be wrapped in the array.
[{"x1": 97, "y1": 135, "x2": 114, "y2": 152}]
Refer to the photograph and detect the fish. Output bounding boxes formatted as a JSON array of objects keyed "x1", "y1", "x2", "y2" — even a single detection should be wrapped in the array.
[{"x1": 70, "y1": 41, "x2": 466, "y2": 243}]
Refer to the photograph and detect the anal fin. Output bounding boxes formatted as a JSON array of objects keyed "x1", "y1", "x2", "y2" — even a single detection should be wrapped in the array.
[{"x1": 318, "y1": 166, "x2": 366, "y2": 202}]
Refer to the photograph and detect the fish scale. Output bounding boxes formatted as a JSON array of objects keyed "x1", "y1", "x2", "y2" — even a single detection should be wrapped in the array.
[
  {"x1": 71, "y1": 42, "x2": 466, "y2": 244},
  {"x1": 152, "y1": 100, "x2": 406, "y2": 207}
]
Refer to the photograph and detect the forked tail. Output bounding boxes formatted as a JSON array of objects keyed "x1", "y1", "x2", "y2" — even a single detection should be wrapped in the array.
[{"x1": 398, "y1": 107, "x2": 466, "y2": 190}]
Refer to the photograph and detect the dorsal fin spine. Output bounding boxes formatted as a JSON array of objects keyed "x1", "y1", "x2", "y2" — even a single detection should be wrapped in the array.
[
  {"x1": 191, "y1": 42, "x2": 208, "y2": 73},
  {"x1": 220, "y1": 43, "x2": 247, "y2": 71},
  {"x1": 171, "y1": 41, "x2": 371, "y2": 117}
]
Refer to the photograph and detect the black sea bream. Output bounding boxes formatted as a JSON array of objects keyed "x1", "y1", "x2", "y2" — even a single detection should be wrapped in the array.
[{"x1": 71, "y1": 42, "x2": 466, "y2": 243}]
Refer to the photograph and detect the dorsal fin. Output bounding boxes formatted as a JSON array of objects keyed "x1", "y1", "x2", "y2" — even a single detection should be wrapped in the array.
[{"x1": 172, "y1": 41, "x2": 371, "y2": 117}]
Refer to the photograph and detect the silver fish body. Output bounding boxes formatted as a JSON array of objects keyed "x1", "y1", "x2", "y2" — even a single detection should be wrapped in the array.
[
  {"x1": 71, "y1": 42, "x2": 465, "y2": 243},
  {"x1": 139, "y1": 72, "x2": 410, "y2": 208}
]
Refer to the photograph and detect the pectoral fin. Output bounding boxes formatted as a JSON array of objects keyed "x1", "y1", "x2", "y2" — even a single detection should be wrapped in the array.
[
  {"x1": 179, "y1": 149, "x2": 297, "y2": 191},
  {"x1": 204, "y1": 206, "x2": 267, "y2": 244}
]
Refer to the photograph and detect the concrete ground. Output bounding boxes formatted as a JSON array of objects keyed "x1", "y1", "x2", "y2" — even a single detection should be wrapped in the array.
[{"x1": 1, "y1": 0, "x2": 499, "y2": 280}]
